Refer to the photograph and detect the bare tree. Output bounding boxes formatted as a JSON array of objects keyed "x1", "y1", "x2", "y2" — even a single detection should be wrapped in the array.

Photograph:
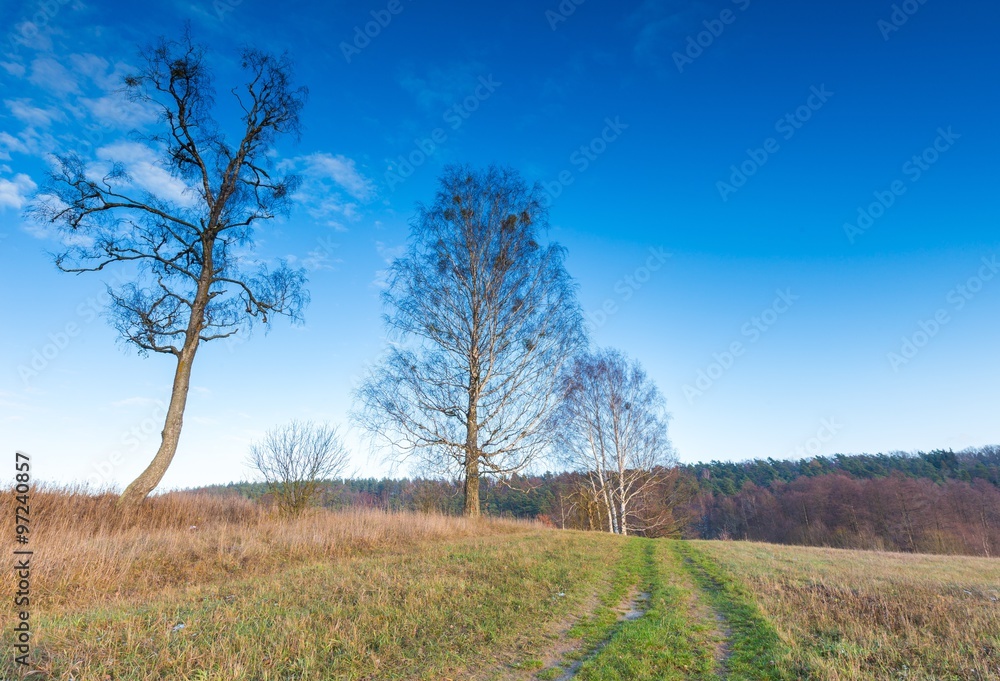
[
  {"x1": 30, "y1": 31, "x2": 309, "y2": 509},
  {"x1": 553, "y1": 348, "x2": 676, "y2": 535},
  {"x1": 247, "y1": 421, "x2": 349, "y2": 515},
  {"x1": 354, "y1": 165, "x2": 585, "y2": 517}
]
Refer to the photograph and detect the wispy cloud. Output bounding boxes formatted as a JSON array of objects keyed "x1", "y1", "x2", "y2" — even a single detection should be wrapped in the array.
[
  {"x1": 80, "y1": 93, "x2": 157, "y2": 129},
  {"x1": 297, "y1": 152, "x2": 375, "y2": 202},
  {"x1": 0, "y1": 173, "x2": 37, "y2": 210},
  {"x1": 398, "y1": 61, "x2": 488, "y2": 113},
  {"x1": 93, "y1": 141, "x2": 199, "y2": 207},
  {"x1": 4, "y1": 97, "x2": 65, "y2": 127},
  {"x1": 624, "y1": 0, "x2": 708, "y2": 70},
  {"x1": 279, "y1": 152, "x2": 376, "y2": 228},
  {"x1": 372, "y1": 240, "x2": 405, "y2": 288},
  {"x1": 0, "y1": 61, "x2": 27, "y2": 78},
  {"x1": 28, "y1": 56, "x2": 80, "y2": 95}
]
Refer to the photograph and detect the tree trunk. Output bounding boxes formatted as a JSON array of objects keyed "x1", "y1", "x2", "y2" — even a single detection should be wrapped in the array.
[
  {"x1": 117, "y1": 345, "x2": 197, "y2": 509},
  {"x1": 464, "y1": 454, "x2": 480, "y2": 517},
  {"x1": 618, "y1": 475, "x2": 629, "y2": 536},
  {"x1": 463, "y1": 356, "x2": 481, "y2": 517}
]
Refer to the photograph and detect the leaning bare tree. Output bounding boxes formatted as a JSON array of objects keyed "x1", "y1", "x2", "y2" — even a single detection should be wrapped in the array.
[
  {"x1": 31, "y1": 32, "x2": 309, "y2": 509},
  {"x1": 247, "y1": 421, "x2": 349, "y2": 515},
  {"x1": 354, "y1": 165, "x2": 585, "y2": 517},
  {"x1": 553, "y1": 348, "x2": 676, "y2": 535}
]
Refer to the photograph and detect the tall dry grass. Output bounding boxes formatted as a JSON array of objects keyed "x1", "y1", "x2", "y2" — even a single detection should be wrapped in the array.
[
  {"x1": 696, "y1": 540, "x2": 1000, "y2": 679},
  {"x1": 3, "y1": 485, "x2": 533, "y2": 607}
]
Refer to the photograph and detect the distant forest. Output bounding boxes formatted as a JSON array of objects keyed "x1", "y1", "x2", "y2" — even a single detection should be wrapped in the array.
[{"x1": 193, "y1": 445, "x2": 1000, "y2": 557}]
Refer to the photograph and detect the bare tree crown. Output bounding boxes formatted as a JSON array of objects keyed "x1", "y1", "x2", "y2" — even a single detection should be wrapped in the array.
[
  {"x1": 33, "y1": 31, "x2": 309, "y2": 356},
  {"x1": 248, "y1": 420, "x2": 350, "y2": 514},
  {"x1": 355, "y1": 164, "x2": 586, "y2": 514},
  {"x1": 553, "y1": 347, "x2": 676, "y2": 534}
]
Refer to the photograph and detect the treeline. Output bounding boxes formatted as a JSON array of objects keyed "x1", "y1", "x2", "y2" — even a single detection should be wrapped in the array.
[
  {"x1": 683, "y1": 446, "x2": 1000, "y2": 495},
  {"x1": 196, "y1": 476, "x2": 562, "y2": 519},
  {"x1": 192, "y1": 446, "x2": 1000, "y2": 556},
  {"x1": 688, "y1": 473, "x2": 1000, "y2": 555}
]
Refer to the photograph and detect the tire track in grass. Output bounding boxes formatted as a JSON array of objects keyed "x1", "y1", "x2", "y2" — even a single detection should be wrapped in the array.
[
  {"x1": 546, "y1": 539, "x2": 717, "y2": 680},
  {"x1": 527, "y1": 537, "x2": 647, "y2": 680},
  {"x1": 672, "y1": 542, "x2": 802, "y2": 681}
]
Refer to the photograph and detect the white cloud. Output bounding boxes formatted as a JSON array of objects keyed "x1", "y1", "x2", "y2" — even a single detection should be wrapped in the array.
[
  {"x1": 297, "y1": 152, "x2": 375, "y2": 201},
  {"x1": 278, "y1": 152, "x2": 375, "y2": 228},
  {"x1": 372, "y1": 241, "x2": 406, "y2": 289},
  {"x1": 5, "y1": 98, "x2": 65, "y2": 127},
  {"x1": 0, "y1": 173, "x2": 36, "y2": 211},
  {"x1": 80, "y1": 93, "x2": 158, "y2": 130},
  {"x1": 21, "y1": 192, "x2": 94, "y2": 246},
  {"x1": 0, "y1": 61, "x2": 26, "y2": 78},
  {"x1": 69, "y1": 53, "x2": 110, "y2": 84},
  {"x1": 298, "y1": 194, "x2": 362, "y2": 223},
  {"x1": 95, "y1": 141, "x2": 198, "y2": 208},
  {"x1": 0, "y1": 131, "x2": 28, "y2": 160},
  {"x1": 28, "y1": 57, "x2": 80, "y2": 95},
  {"x1": 10, "y1": 21, "x2": 54, "y2": 52},
  {"x1": 375, "y1": 241, "x2": 405, "y2": 263}
]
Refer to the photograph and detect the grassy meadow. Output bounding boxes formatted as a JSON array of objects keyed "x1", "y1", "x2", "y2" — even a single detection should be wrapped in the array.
[{"x1": 3, "y1": 489, "x2": 998, "y2": 679}]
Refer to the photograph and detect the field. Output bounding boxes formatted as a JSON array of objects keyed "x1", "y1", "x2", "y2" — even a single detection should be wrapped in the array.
[{"x1": 2, "y1": 490, "x2": 999, "y2": 680}]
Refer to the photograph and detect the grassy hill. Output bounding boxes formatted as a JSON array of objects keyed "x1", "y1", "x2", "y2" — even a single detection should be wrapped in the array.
[{"x1": 4, "y1": 489, "x2": 998, "y2": 679}]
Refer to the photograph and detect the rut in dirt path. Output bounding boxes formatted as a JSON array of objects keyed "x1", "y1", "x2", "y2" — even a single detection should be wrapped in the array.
[{"x1": 549, "y1": 587, "x2": 653, "y2": 681}]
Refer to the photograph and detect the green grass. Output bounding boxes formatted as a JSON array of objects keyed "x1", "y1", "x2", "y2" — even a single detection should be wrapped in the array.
[
  {"x1": 7, "y1": 510, "x2": 998, "y2": 680},
  {"x1": 571, "y1": 539, "x2": 718, "y2": 681},
  {"x1": 5, "y1": 532, "x2": 624, "y2": 680},
  {"x1": 673, "y1": 541, "x2": 803, "y2": 680},
  {"x1": 693, "y1": 540, "x2": 1000, "y2": 680}
]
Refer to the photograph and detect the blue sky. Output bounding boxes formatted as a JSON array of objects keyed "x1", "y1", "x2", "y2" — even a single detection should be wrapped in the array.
[{"x1": 0, "y1": 0, "x2": 997, "y2": 490}]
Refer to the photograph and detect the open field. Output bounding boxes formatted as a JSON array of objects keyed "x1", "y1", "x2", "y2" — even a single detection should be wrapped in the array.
[{"x1": 3, "y1": 490, "x2": 999, "y2": 679}]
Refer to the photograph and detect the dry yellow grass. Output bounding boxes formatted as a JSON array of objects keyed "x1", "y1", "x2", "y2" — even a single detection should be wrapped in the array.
[
  {"x1": 2, "y1": 487, "x2": 627, "y2": 680},
  {"x1": 694, "y1": 540, "x2": 1000, "y2": 680},
  {"x1": 2, "y1": 486, "x2": 532, "y2": 607}
]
